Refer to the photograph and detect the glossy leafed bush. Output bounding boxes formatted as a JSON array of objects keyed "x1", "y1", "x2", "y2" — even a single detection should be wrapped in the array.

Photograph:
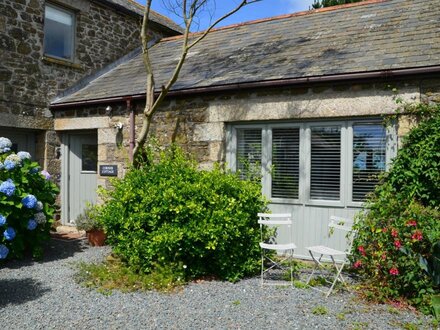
[
  {"x1": 351, "y1": 110, "x2": 440, "y2": 313},
  {"x1": 0, "y1": 137, "x2": 59, "y2": 259},
  {"x1": 98, "y1": 146, "x2": 267, "y2": 282}
]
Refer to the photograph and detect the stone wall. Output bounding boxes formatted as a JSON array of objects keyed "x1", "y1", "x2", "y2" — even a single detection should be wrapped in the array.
[
  {"x1": 53, "y1": 78, "x2": 440, "y2": 194},
  {"x1": 0, "y1": 0, "x2": 175, "y2": 187}
]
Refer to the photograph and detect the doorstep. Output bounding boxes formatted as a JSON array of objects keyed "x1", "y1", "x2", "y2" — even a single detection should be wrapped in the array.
[{"x1": 50, "y1": 225, "x2": 85, "y2": 241}]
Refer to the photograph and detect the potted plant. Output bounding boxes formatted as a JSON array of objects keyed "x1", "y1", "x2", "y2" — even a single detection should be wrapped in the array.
[{"x1": 75, "y1": 204, "x2": 106, "y2": 246}]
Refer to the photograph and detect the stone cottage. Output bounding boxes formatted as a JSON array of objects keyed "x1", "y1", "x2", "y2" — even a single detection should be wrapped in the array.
[
  {"x1": 0, "y1": 0, "x2": 182, "y2": 183},
  {"x1": 50, "y1": 0, "x2": 440, "y2": 258}
]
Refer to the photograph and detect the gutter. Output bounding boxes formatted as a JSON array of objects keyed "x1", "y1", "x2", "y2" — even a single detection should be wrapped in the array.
[{"x1": 50, "y1": 65, "x2": 440, "y2": 110}]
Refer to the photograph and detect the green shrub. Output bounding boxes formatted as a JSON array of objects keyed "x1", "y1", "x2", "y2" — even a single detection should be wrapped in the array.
[
  {"x1": 351, "y1": 110, "x2": 440, "y2": 313},
  {"x1": 98, "y1": 146, "x2": 267, "y2": 282},
  {"x1": 75, "y1": 204, "x2": 102, "y2": 232},
  {"x1": 0, "y1": 137, "x2": 59, "y2": 260}
]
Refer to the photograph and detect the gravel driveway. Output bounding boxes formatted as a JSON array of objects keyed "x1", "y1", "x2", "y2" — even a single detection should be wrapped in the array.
[{"x1": 0, "y1": 238, "x2": 435, "y2": 330}]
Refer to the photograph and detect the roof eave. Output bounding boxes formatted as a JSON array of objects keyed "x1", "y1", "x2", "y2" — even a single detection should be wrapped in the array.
[{"x1": 50, "y1": 65, "x2": 440, "y2": 109}]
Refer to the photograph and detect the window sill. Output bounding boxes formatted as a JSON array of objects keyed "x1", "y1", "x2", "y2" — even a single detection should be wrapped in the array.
[{"x1": 42, "y1": 55, "x2": 83, "y2": 71}]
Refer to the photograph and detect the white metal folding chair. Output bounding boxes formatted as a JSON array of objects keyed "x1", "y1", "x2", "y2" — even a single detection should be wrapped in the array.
[
  {"x1": 305, "y1": 216, "x2": 355, "y2": 297},
  {"x1": 258, "y1": 213, "x2": 296, "y2": 286}
]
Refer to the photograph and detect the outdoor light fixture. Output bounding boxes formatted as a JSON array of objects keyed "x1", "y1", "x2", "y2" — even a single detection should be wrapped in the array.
[{"x1": 105, "y1": 105, "x2": 112, "y2": 116}]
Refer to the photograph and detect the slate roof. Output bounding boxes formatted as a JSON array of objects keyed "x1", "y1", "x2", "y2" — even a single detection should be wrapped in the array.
[
  {"x1": 102, "y1": 0, "x2": 183, "y2": 34},
  {"x1": 53, "y1": 0, "x2": 440, "y2": 105}
]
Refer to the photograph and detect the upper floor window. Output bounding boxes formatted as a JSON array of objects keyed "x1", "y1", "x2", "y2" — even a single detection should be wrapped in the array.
[{"x1": 44, "y1": 4, "x2": 75, "y2": 61}]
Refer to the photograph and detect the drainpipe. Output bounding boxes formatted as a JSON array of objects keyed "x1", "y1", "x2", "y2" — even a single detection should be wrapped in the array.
[{"x1": 125, "y1": 97, "x2": 135, "y2": 162}]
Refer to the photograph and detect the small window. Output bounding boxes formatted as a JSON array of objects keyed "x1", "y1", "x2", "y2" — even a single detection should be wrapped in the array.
[
  {"x1": 352, "y1": 124, "x2": 386, "y2": 202},
  {"x1": 236, "y1": 129, "x2": 262, "y2": 180},
  {"x1": 272, "y1": 128, "x2": 300, "y2": 199},
  {"x1": 82, "y1": 144, "x2": 97, "y2": 172},
  {"x1": 310, "y1": 126, "x2": 341, "y2": 201},
  {"x1": 44, "y1": 4, "x2": 75, "y2": 61}
]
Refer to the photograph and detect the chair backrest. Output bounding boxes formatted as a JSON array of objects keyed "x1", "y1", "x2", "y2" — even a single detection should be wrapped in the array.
[
  {"x1": 258, "y1": 213, "x2": 293, "y2": 245},
  {"x1": 328, "y1": 215, "x2": 356, "y2": 252},
  {"x1": 258, "y1": 213, "x2": 292, "y2": 225}
]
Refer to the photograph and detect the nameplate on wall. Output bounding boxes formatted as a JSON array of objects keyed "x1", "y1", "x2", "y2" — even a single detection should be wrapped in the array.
[{"x1": 99, "y1": 165, "x2": 118, "y2": 177}]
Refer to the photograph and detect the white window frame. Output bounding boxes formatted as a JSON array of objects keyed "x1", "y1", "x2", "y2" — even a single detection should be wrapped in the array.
[
  {"x1": 44, "y1": 3, "x2": 76, "y2": 62},
  {"x1": 227, "y1": 118, "x2": 397, "y2": 208}
]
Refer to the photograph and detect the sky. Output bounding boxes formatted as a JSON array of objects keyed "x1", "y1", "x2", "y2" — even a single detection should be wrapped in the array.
[{"x1": 135, "y1": 1, "x2": 316, "y2": 31}]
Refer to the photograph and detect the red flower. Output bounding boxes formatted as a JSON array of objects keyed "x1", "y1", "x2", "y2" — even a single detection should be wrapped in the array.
[
  {"x1": 382, "y1": 227, "x2": 388, "y2": 233},
  {"x1": 411, "y1": 230, "x2": 423, "y2": 241},
  {"x1": 406, "y1": 220, "x2": 417, "y2": 227},
  {"x1": 381, "y1": 253, "x2": 387, "y2": 260},
  {"x1": 358, "y1": 246, "x2": 366, "y2": 256},
  {"x1": 389, "y1": 267, "x2": 399, "y2": 276},
  {"x1": 391, "y1": 228, "x2": 398, "y2": 238},
  {"x1": 353, "y1": 260, "x2": 362, "y2": 269},
  {"x1": 394, "y1": 240, "x2": 402, "y2": 249}
]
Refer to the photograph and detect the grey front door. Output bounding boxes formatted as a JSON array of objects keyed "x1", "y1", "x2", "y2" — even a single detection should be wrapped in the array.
[{"x1": 68, "y1": 133, "x2": 98, "y2": 222}]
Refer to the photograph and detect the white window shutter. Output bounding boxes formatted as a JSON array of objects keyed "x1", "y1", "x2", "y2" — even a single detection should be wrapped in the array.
[
  {"x1": 310, "y1": 126, "x2": 341, "y2": 201},
  {"x1": 271, "y1": 128, "x2": 300, "y2": 199}
]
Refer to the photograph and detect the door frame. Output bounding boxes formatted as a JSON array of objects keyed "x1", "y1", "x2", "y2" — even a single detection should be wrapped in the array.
[{"x1": 60, "y1": 130, "x2": 98, "y2": 225}]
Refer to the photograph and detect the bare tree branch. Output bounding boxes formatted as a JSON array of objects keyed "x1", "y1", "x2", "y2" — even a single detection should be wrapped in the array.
[
  {"x1": 133, "y1": 0, "x2": 261, "y2": 162},
  {"x1": 188, "y1": 0, "x2": 261, "y2": 50}
]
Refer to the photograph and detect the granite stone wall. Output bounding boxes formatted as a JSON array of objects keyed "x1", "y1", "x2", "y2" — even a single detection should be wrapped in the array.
[
  {"x1": 53, "y1": 78, "x2": 440, "y2": 197},
  {"x1": 0, "y1": 0, "x2": 172, "y2": 186}
]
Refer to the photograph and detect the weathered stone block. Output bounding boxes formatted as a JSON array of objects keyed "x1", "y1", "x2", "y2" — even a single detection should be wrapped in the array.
[{"x1": 194, "y1": 123, "x2": 224, "y2": 142}]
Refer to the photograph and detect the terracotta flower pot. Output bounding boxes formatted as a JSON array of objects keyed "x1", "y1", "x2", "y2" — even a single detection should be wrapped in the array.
[{"x1": 86, "y1": 229, "x2": 106, "y2": 246}]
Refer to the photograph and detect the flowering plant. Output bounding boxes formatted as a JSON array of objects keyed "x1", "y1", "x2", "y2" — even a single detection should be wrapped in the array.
[
  {"x1": 351, "y1": 109, "x2": 440, "y2": 315},
  {"x1": 0, "y1": 137, "x2": 59, "y2": 260},
  {"x1": 352, "y1": 202, "x2": 439, "y2": 313}
]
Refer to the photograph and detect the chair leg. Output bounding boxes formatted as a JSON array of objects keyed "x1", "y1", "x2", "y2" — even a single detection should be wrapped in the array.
[
  {"x1": 261, "y1": 251, "x2": 264, "y2": 286},
  {"x1": 306, "y1": 252, "x2": 322, "y2": 285},
  {"x1": 326, "y1": 256, "x2": 346, "y2": 297},
  {"x1": 290, "y1": 249, "x2": 294, "y2": 286}
]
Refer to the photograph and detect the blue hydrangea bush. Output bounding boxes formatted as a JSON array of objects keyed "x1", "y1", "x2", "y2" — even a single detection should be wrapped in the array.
[{"x1": 0, "y1": 137, "x2": 59, "y2": 260}]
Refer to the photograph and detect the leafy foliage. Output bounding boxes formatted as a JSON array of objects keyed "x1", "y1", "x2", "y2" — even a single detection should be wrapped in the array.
[
  {"x1": 74, "y1": 204, "x2": 102, "y2": 232},
  {"x1": 351, "y1": 107, "x2": 440, "y2": 314},
  {"x1": 0, "y1": 138, "x2": 59, "y2": 260},
  {"x1": 98, "y1": 146, "x2": 267, "y2": 282},
  {"x1": 312, "y1": 0, "x2": 363, "y2": 9}
]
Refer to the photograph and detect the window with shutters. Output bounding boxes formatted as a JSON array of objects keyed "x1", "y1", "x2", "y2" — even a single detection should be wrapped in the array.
[
  {"x1": 44, "y1": 4, "x2": 75, "y2": 61},
  {"x1": 272, "y1": 128, "x2": 300, "y2": 199},
  {"x1": 229, "y1": 120, "x2": 391, "y2": 206},
  {"x1": 310, "y1": 126, "x2": 341, "y2": 201},
  {"x1": 236, "y1": 128, "x2": 262, "y2": 180},
  {"x1": 352, "y1": 124, "x2": 386, "y2": 202}
]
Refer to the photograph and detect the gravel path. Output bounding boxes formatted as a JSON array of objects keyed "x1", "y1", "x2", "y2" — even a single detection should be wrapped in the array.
[{"x1": 0, "y1": 238, "x2": 435, "y2": 330}]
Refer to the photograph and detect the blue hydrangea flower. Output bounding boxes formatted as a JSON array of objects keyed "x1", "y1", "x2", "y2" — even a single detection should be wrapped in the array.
[
  {"x1": 41, "y1": 170, "x2": 51, "y2": 180},
  {"x1": 3, "y1": 227, "x2": 16, "y2": 241},
  {"x1": 0, "y1": 215, "x2": 6, "y2": 226},
  {"x1": 22, "y1": 194, "x2": 37, "y2": 209},
  {"x1": 0, "y1": 180, "x2": 15, "y2": 196},
  {"x1": 0, "y1": 244, "x2": 9, "y2": 259},
  {"x1": 0, "y1": 137, "x2": 12, "y2": 154},
  {"x1": 17, "y1": 151, "x2": 31, "y2": 160},
  {"x1": 4, "y1": 160, "x2": 15, "y2": 170},
  {"x1": 29, "y1": 166, "x2": 40, "y2": 174},
  {"x1": 27, "y1": 219, "x2": 37, "y2": 230},
  {"x1": 6, "y1": 154, "x2": 21, "y2": 164}
]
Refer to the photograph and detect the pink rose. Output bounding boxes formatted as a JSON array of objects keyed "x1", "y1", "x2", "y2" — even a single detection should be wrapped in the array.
[{"x1": 389, "y1": 267, "x2": 399, "y2": 276}]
